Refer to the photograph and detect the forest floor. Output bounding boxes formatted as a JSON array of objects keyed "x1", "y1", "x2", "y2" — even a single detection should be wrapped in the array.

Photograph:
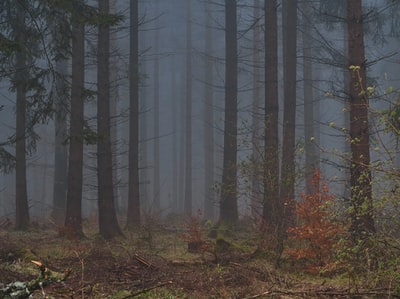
[{"x1": 0, "y1": 217, "x2": 390, "y2": 298}]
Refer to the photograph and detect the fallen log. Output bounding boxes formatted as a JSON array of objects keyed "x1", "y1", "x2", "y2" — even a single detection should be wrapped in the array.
[{"x1": 0, "y1": 260, "x2": 70, "y2": 299}]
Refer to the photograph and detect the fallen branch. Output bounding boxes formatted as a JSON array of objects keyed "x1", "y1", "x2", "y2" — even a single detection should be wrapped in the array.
[
  {"x1": 119, "y1": 280, "x2": 173, "y2": 299},
  {"x1": 0, "y1": 260, "x2": 70, "y2": 299}
]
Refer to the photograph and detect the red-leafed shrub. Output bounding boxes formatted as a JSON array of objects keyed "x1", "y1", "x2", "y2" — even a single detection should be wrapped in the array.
[{"x1": 285, "y1": 169, "x2": 345, "y2": 273}]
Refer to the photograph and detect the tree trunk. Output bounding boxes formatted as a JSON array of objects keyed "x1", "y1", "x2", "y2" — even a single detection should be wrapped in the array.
[
  {"x1": 347, "y1": 0, "x2": 375, "y2": 238},
  {"x1": 219, "y1": 0, "x2": 238, "y2": 224},
  {"x1": 263, "y1": 0, "x2": 280, "y2": 236},
  {"x1": 97, "y1": 0, "x2": 122, "y2": 239},
  {"x1": 153, "y1": 10, "x2": 160, "y2": 212},
  {"x1": 52, "y1": 57, "x2": 69, "y2": 225},
  {"x1": 127, "y1": 0, "x2": 141, "y2": 229},
  {"x1": 302, "y1": 0, "x2": 317, "y2": 193},
  {"x1": 204, "y1": 0, "x2": 215, "y2": 221},
  {"x1": 280, "y1": 0, "x2": 297, "y2": 226},
  {"x1": 184, "y1": 0, "x2": 193, "y2": 217},
  {"x1": 15, "y1": 3, "x2": 30, "y2": 230},
  {"x1": 64, "y1": 2, "x2": 85, "y2": 237}
]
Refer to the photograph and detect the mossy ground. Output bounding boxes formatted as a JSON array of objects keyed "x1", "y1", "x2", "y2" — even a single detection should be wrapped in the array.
[{"x1": 0, "y1": 219, "x2": 391, "y2": 298}]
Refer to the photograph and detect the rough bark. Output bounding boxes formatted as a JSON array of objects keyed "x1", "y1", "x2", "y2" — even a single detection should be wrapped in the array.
[
  {"x1": 15, "y1": 2, "x2": 30, "y2": 230},
  {"x1": 64, "y1": 2, "x2": 85, "y2": 237},
  {"x1": 347, "y1": 0, "x2": 375, "y2": 238},
  {"x1": 219, "y1": 0, "x2": 238, "y2": 224},
  {"x1": 97, "y1": 0, "x2": 122, "y2": 239},
  {"x1": 127, "y1": 0, "x2": 141, "y2": 229},
  {"x1": 184, "y1": 0, "x2": 193, "y2": 217},
  {"x1": 263, "y1": 0, "x2": 280, "y2": 235}
]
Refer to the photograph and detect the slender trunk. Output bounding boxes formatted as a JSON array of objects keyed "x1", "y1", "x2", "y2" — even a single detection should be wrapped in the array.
[
  {"x1": 204, "y1": 0, "x2": 215, "y2": 220},
  {"x1": 153, "y1": 14, "x2": 160, "y2": 212},
  {"x1": 251, "y1": 0, "x2": 262, "y2": 219},
  {"x1": 220, "y1": 0, "x2": 238, "y2": 224},
  {"x1": 280, "y1": 0, "x2": 297, "y2": 224},
  {"x1": 184, "y1": 0, "x2": 193, "y2": 217},
  {"x1": 52, "y1": 58, "x2": 68, "y2": 224},
  {"x1": 127, "y1": 0, "x2": 141, "y2": 228},
  {"x1": 15, "y1": 4, "x2": 29, "y2": 229},
  {"x1": 263, "y1": 0, "x2": 280, "y2": 235},
  {"x1": 302, "y1": 0, "x2": 316, "y2": 193},
  {"x1": 347, "y1": 0, "x2": 375, "y2": 238},
  {"x1": 65, "y1": 3, "x2": 85, "y2": 237},
  {"x1": 97, "y1": 0, "x2": 122, "y2": 239}
]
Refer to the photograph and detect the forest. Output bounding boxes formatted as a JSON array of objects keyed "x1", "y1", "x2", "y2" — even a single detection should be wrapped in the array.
[{"x1": 1, "y1": 0, "x2": 400, "y2": 298}]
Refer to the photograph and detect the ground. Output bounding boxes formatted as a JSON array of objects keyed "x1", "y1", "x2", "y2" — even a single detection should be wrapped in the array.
[{"x1": 0, "y1": 220, "x2": 390, "y2": 298}]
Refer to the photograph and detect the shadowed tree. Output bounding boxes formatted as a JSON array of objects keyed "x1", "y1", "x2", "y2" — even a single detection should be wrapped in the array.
[
  {"x1": 97, "y1": 0, "x2": 122, "y2": 239},
  {"x1": 184, "y1": 0, "x2": 193, "y2": 217},
  {"x1": 219, "y1": 0, "x2": 238, "y2": 224},
  {"x1": 280, "y1": 0, "x2": 297, "y2": 227},
  {"x1": 203, "y1": 0, "x2": 215, "y2": 220},
  {"x1": 15, "y1": 1, "x2": 30, "y2": 230},
  {"x1": 127, "y1": 0, "x2": 140, "y2": 229},
  {"x1": 263, "y1": 0, "x2": 280, "y2": 244},
  {"x1": 346, "y1": 0, "x2": 375, "y2": 239},
  {"x1": 65, "y1": 0, "x2": 85, "y2": 237}
]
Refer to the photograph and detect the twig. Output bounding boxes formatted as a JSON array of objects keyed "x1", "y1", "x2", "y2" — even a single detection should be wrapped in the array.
[{"x1": 119, "y1": 281, "x2": 173, "y2": 299}]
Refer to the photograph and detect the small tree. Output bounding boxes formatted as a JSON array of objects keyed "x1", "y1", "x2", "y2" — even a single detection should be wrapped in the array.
[{"x1": 286, "y1": 169, "x2": 345, "y2": 273}]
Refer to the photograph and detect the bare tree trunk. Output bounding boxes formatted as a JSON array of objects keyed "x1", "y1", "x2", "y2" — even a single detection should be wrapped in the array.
[
  {"x1": 127, "y1": 0, "x2": 141, "y2": 228},
  {"x1": 302, "y1": 0, "x2": 316, "y2": 193},
  {"x1": 263, "y1": 0, "x2": 280, "y2": 238},
  {"x1": 52, "y1": 57, "x2": 68, "y2": 225},
  {"x1": 153, "y1": 11, "x2": 160, "y2": 212},
  {"x1": 204, "y1": 0, "x2": 215, "y2": 221},
  {"x1": 97, "y1": 0, "x2": 122, "y2": 239},
  {"x1": 280, "y1": 0, "x2": 297, "y2": 226},
  {"x1": 347, "y1": 0, "x2": 375, "y2": 239},
  {"x1": 184, "y1": 0, "x2": 193, "y2": 217},
  {"x1": 65, "y1": 2, "x2": 85, "y2": 237},
  {"x1": 109, "y1": 0, "x2": 121, "y2": 214},
  {"x1": 15, "y1": 3, "x2": 29, "y2": 230},
  {"x1": 251, "y1": 0, "x2": 262, "y2": 219},
  {"x1": 219, "y1": 0, "x2": 238, "y2": 224}
]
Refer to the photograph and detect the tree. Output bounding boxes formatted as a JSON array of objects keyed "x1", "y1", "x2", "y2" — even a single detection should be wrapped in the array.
[
  {"x1": 280, "y1": 0, "x2": 297, "y2": 225},
  {"x1": 52, "y1": 57, "x2": 69, "y2": 225},
  {"x1": 219, "y1": 0, "x2": 238, "y2": 224},
  {"x1": 97, "y1": 0, "x2": 122, "y2": 239},
  {"x1": 126, "y1": 0, "x2": 141, "y2": 229},
  {"x1": 184, "y1": 0, "x2": 193, "y2": 217},
  {"x1": 64, "y1": 0, "x2": 85, "y2": 237},
  {"x1": 301, "y1": 0, "x2": 318, "y2": 194},
  {"x1": 263, "y1": 0, "x2": 280, "y2": 242},
  {"x1": 203, "y1": 0, "x2": 215, "y2": 220},
  {"x1": 346, "y1": 0, "x2": 375, "y2": 239},
  {"x1": 152, "y1": 5, "x2": 160, "y2": 212},
  {"x1": 14, "y1": 1, "x2": 30, "y2": 230},
  {"x1": 251, "y1": 0, "x2": 263, "y2": 219}
]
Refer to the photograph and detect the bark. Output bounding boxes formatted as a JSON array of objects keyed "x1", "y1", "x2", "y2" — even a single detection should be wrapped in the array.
[
  {"x1": 263, "y1": 0, "x2": 280, "y2": 233},
  {"x1": 127, "y1": 0, "x2": 141, "y2": 229},
  {"x1": 97, "y1": 0, "x2": 122, "y2": 239},
  {"x1": 280, "y1": 0, "x2": 297, "y2": 225},
  {"x1": 184, "y1": 0, "x2": 193, "y2": 217},
  {"x1": 347, "y1": 0, "x2": 375, "y2": 238},
  {"x1": 15, "y1": 3, "x2": 30, "y2": 230},
  {"x1": 251, "y1": 0, "x2": 263, "y2": 219},
  {"x1": 153, "y1": 11, "x2": 160, "y2": 212},
  {"x1": 302, "y1": 0, "x2": 317, "y2": 194},
  {"x1": 204, "y1": 0, "x2": 215, "y2": 220},
  {"x1": 52, "y1": 58, "x2": 68, "y2": 225},
  {"x1": 64, "y1": 2, "x2": 85, "y2": 237},
  {"x1": 219, "y1": 0, "x2": 238, "y2": 224}
]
